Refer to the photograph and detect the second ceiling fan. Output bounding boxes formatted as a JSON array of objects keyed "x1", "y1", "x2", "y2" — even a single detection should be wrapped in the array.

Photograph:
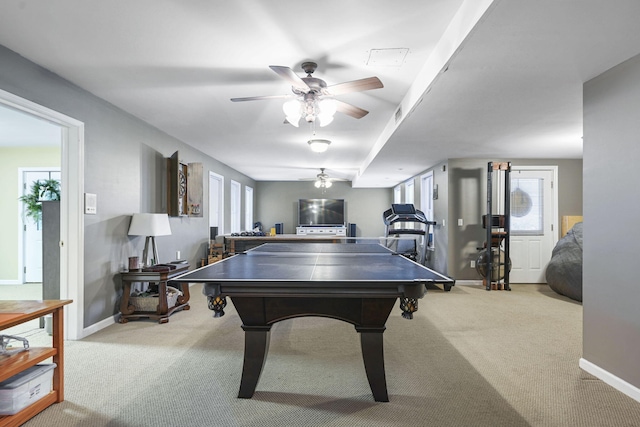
[
  {"x1": 231, "y1": 62, "x2": 383, "y2": 127},
  {"x1": 299, "y1": 168, "x2": 348, "y2": 188}
]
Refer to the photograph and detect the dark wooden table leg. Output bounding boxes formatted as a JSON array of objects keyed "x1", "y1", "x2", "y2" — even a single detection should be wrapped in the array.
[
  {"x1": 177, "y1": 280, "x2": 191, "y2": 310},
  {"x1": 157, "y1": 280, "x2": 168, "y2": 315},
  {"x1": 238, "y1": 325, "x2": 271, "y2": 398},
  {"x1": 119, "y1": 280, "x2": 133, "y2": 323},
  {"x1": 357, "y1": 326, "x2": 389, "y2": 402}
]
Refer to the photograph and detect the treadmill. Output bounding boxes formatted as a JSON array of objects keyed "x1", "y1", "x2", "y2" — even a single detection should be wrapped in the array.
[{"x1": 382, "y1": 204, "x2": 436, "y2": 265}]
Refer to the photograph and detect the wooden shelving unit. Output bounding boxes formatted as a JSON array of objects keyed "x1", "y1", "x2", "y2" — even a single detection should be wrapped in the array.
[
  {"x1": 202, "y1": 241, "x2": 225, "y2": 267},
  {"x1": 0, "y1": 300, "x2": 72, "y2": 427}
]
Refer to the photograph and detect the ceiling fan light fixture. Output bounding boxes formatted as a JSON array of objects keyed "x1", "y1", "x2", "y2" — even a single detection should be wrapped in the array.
[
  {"x1": 318, "y1": 114, "x2": 334, "y2": 127},
  {"x1": 308, "y1": 139, "x2": 331, "y2": 153},
  {"x1": 303, "y1": 97, "x2": 318, "y2": 123},
  {"x1": 283, "y1": 99, "x2": 301, "y2": 126},
  {"x1": 318, "y1": 99, "x2": 337, "y2": 127},
  {"x1": 285, "y1": 116, "x2": 300, "y2": 127},
  {"x1": 319, "y1": 99, "x2": 337, "y2": 115},
  {"x1": 233, "y1": 63, "x2": 381, "y2": 128},
  {"x1": 314, "y1": 178, "x2": 332, "y2": 188},
  {"x1": 283, "y1": 96, "x2": 338, "y2": 127}
]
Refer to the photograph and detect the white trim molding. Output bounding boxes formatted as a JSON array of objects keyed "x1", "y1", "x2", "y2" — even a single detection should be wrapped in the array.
[
  {"x1": 580, "y1": 358, "x2": 640, "y2": 403},
  {"x1": 1, "y1": 88, "x2": 85, "y2": 340}
]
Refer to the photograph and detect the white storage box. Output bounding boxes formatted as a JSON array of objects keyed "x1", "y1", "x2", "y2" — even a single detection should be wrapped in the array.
[{"x1": 0, "y1": 364, "x2": 56, "y2": 415}]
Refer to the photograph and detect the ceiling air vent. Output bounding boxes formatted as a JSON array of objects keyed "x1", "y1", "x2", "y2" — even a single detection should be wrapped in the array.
[
  {"x1": 395, "y1": 106, "x2": 403, "y2": 124},
  {"x1": 366, "y1": 48, "x2": 409, "y2": 67}
]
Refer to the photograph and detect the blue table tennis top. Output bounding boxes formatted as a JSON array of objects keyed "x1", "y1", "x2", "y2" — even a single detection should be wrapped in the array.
[{"x1": 173, "y1": 243, "x2": 452, "y2": 296}]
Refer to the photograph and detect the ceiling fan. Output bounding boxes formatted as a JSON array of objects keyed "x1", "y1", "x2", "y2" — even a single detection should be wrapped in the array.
[
  {"x1": 231, "y1": 62, "x2": 383, "y2": 127},
  {"x1": 301, "y1": 168, "x2": 348, "y2": 188}
]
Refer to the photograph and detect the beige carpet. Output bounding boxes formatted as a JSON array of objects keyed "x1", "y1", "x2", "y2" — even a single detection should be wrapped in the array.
[{"x1": 21, "y1": 284, "x2": 640, "y2": 426}]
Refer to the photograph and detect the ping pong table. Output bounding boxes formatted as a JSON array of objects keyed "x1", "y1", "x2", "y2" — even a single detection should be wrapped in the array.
[{"x1": 172, "y1": 242, "x2": 454, "y2": 402}]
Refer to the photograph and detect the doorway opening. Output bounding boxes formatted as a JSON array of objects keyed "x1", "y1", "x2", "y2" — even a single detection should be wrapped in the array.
[{"x1": 1, "y1": 89, "x2": 85, "y2": 340}]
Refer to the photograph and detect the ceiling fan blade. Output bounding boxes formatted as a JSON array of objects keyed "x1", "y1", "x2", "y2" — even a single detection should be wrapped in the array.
[
  {"x1": 326, "y1": 76, "x2": 383, "y2": 96},
  {"x1": 334, "y1": 100, "x2": 369, "y2": 119},
  {"x1": 230, "y1": 94, "x2": 291, "y2": 102},
  {"x1": 269, "y1": 65, "x2": 310, "y2": 93}
]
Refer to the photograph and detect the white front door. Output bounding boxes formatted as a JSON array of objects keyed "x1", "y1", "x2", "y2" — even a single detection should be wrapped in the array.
[
  {"x1": 508, "y1": 167, "x2": 557, "y2": 283},
  {"x1": 22, "y1": 170, "x2": 60, "y2": 283}
]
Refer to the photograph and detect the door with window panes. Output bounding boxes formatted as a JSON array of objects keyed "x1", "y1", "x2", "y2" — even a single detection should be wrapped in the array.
[
  {"x1": 23, "y1": 170, "x2": 61, "y2": 283},
  {"x1": 508, "y1": 168, "x2": 557, "y2": 283}
]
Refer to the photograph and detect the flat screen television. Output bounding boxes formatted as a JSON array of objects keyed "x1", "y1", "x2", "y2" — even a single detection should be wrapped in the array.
[{"x1": 298, "y1": 199, "x2": 345, "y2": 226}]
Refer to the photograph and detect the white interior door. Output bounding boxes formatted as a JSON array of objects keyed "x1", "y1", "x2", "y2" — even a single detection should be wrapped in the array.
[
  {"x1": 420, "y1": 172, "x2": 434, "y2": 222},
  {"x1": 230, "y1": 180, "x2": 241, "y2": 233},
  {"x1": 508, "y1": 167, "x2": 557, "y2": 283},
  {"x1": 209, "y1": 172, "x2": 224, "y2": 236},
  {"x1": 22, "y1": 170, "x2": 60, "y2": 283},
  {"x1": 421, "y1": 171, "x2": 434, "y2": 252}
]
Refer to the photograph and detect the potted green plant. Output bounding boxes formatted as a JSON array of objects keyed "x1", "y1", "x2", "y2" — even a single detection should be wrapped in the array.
[{"x1": 19, "y1": 179, "x2": 61, "y2": 222}]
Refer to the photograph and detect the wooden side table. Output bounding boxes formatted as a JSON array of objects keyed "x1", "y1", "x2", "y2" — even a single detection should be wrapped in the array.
[
  {"x1": 119, "y1": 264, "x2": 190, "y2": 324},
  {"x1": 0, "y1": 300, "x2": 72, "y2": 427}
]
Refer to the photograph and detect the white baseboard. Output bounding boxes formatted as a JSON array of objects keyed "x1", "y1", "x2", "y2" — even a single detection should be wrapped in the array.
[
  {"x1": 454, "y1": 280, "x2": 483, "y2": 286},
  {"x1": 453, "y1": 280, "x2": 549, "y2": 286},
  {"x1": 80, "y1": 314, "x2": 118, "y2": 339},
  {"x1": 580, "y1": 358, "x2": 640, "y2": 403},
  {"x1": 0, "y1": 280, "x2": 21, "y2": 285},
  {"x1": 78, "y1": 283, "x2": 200, "y2": 339}
]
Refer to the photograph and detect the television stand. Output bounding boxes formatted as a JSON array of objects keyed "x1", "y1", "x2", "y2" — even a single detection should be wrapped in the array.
[{"x1": 296, "y1": 226, "x2": 346, "y2": 236}]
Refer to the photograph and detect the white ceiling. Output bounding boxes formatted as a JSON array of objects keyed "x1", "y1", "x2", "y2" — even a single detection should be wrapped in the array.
[
  {"x1": 0, "y1": 103, "x2": 61, "y2": 146},
  {"x1": 1, "y1": 1, "x2": 640, "y2": 187}
]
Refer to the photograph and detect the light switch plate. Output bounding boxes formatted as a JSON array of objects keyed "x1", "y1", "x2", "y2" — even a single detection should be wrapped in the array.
[{"x1": 84, "y1": 193, "x2": 97, "y2": 214}]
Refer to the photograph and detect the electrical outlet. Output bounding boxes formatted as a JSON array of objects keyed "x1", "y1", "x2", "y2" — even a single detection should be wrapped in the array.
[
  {"x1": 470, "y1": 260, "x2": 476, "y2": 268},
  {"x1": 458, "y1": 218, "x2": 463, "y2": 226}
]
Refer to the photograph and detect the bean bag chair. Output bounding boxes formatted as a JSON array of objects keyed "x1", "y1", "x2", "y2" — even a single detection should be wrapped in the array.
[{"x1": 546, "y1": 222, "x2": 583, "y2": 302}]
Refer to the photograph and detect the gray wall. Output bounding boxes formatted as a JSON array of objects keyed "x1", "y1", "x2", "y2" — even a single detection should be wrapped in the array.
[
  {"x1": 583, "y1": 53, "x2": 640, "y2": 389},
  {"x1": 255, "y1": 180, "x2": 392, "y2": 237},
  {"x1": 403, "y1": 161, "x2": 450, "y2": 274},
  {"x1": 0, "y1": 44, "x2": 255, "y2": 327}
]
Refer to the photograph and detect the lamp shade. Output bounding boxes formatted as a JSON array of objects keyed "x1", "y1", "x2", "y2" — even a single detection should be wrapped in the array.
[
  {"x1": 283, "y1": 99, "x2": 301, "y2": 127},
  {"x1": 317, "y1": 99, "x2": 336, "y2": 127},
  {"x1": 128, "y1": 213, "x2": 172, "y2": 237}
]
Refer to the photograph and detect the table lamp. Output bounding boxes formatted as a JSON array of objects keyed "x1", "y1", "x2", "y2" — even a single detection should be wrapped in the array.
[{"x1": 128, "y1": 213, "x2": 172, "y2": 267}]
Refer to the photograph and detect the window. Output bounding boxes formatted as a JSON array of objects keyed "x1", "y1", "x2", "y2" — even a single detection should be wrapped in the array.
[
  {"x1": 230, "y1": 180, "x2": 241, "y2": 233},
  {"x1": 510, "y1": 178, "x2": 544, "y2": 235},
  {"x1": 245, "y1": 186, "x2": 253, "y2": 231},
  {"x1": 404, "y1": 179, "x2": 415, "y2": 229},
  {"x1": 404, "y1": 179, "x2": 415, "y2": 204},
  {"x1": 393, "y1": 185, "x2": 402, "y2": 204}
]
